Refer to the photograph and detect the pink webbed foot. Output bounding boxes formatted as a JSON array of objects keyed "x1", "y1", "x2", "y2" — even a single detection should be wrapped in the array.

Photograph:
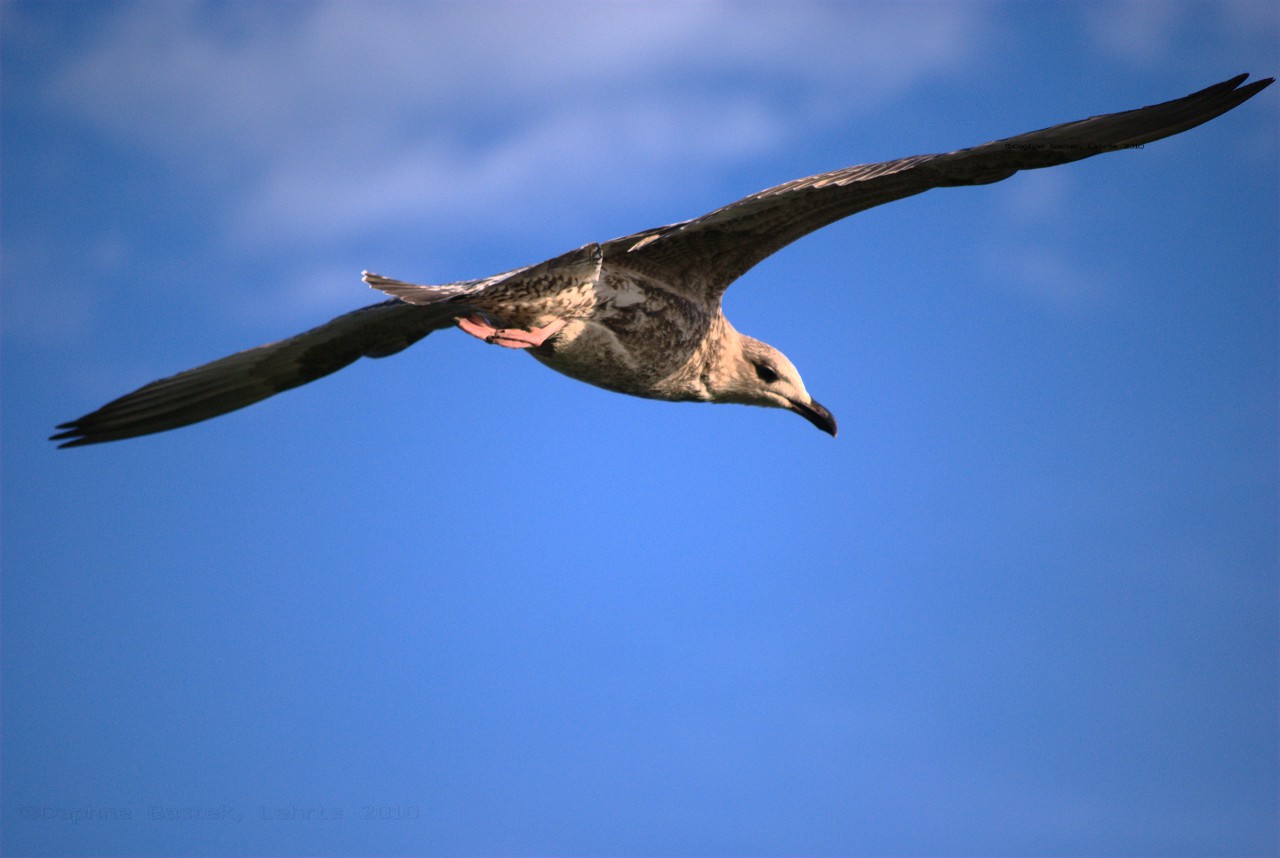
[{"x1": 456, "y1": 314, "x2": 567, "y2": 349}]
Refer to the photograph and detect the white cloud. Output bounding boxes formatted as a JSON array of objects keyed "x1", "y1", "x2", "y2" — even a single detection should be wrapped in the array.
[
  {"x1": 1, "y1": 239, "x2": 99, "y2": 348},
  {"x1": 44, "y1": 1, "x2": 994, "y2": 259},
  {"x1": 231, "y1": 261, "x2": 377, "y2": 325},
  {"x1": 981, "y1": 240, "x2": 1116, "y2": 315},
  {"x1": 1085, "y1": 0, "x2": 1186, "y2": 67},
  {"x1": 229, "y1": 94, "x2": 789, "y2": 248},
  {"x1": 988, "y1": 169, "x2": 1074, "y2": 225},
  {"x1": 978, "y1": 167, "x2": 1120, "y2": 314},
  {"x1": 1222, "y1": 0, "x2": 1280, "y2": 32}
]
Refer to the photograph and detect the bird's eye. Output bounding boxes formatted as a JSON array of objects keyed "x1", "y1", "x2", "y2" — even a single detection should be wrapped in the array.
[{"x1": 753, "y1": 362, "x2": 780, "y2": 384}]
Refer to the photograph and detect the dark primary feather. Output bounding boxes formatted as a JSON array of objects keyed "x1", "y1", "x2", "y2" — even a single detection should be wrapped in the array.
[
  {"x1": 608, "y1": 73, "x2": 1273, "y2": 296},
  {"x1": 51, "y1": 300, "x2": 458, "y2": 447}
]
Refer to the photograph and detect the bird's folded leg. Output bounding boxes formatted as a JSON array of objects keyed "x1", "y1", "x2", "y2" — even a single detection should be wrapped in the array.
[{"x1": 457, "y1": 314, "x2": 567, "y2": 349}]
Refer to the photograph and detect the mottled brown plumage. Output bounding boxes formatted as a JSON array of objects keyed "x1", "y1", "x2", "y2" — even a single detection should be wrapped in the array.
[{"x1": 53, "y1": 74, "x2": 1272, "y2": 447}]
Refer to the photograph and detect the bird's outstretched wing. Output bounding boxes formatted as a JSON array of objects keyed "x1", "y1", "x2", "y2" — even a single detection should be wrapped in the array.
[
  {"x1": 605, "y1": 73, "x2": 1273, "y2": 298},
  {"x1": 52, "y1": 299, "x2": 459, "y2": 447}
]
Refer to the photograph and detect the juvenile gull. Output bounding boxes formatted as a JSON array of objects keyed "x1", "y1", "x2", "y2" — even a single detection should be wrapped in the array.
[{"x1": 52, "y1": 74, "x2": 1272, "y2": 447}]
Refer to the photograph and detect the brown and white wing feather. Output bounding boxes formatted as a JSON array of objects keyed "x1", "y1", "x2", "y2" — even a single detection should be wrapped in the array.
[
  {"x1": 52, "y1": 299, "x2": 459, "y2": 447},
  {"x1": 607, "y1": 73, "x2": 1272, "y2": 298}
]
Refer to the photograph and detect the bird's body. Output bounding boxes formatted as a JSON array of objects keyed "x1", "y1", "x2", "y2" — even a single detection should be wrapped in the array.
[
  {"x1": 370, "y1": 242, "x2": 736, "y2": 403},
  {"x1": 529, "y1": 263, "x2": 723, "y2": 402},
  {"x1": 53, "y1": 74, "x2": 1273, "y2": 447}
]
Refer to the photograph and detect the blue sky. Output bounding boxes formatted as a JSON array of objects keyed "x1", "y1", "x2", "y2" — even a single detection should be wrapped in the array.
[{"x1": 2, "y1": 2, "x2": 1276, "y2": 856}]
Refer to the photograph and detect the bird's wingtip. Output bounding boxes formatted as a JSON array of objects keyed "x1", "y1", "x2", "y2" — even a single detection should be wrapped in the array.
[
  {"x1": 49, "y1": 427, "x2": 87, "y2": 448},
  {"x1": 1230, "y1": 73, "x2": 1274, "y2": 95}
]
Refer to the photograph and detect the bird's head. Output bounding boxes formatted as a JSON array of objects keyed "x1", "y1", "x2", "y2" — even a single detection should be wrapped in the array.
[{"x1": 712, "y1": 332, "x2": 837, "y2": 436}]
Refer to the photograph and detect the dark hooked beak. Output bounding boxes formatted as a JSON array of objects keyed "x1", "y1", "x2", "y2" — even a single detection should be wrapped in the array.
[{"x1": 790, "y1": 397, "x2": 838, "y2": 437}]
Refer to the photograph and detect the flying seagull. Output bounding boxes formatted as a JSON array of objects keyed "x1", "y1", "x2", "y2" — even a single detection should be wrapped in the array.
[{"x1": 52, "y1": 74, "x2": 1272, "y2": 447}]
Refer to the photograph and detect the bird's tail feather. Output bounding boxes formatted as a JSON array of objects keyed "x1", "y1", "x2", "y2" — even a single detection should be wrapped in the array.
[
  {"x1": 361, "y1": 271, "x2": 485, "y2": 304},
  {"x1": 364, "y1": 243, "x2": 603, "y2": 307}
]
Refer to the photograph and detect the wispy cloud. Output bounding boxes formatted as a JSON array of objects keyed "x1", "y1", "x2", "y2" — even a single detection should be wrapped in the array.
[
  {"x1": 43, "y1": 1, "x2": 994, "y2": 254},
  {"x1": 1085, "y1": 0, "x2": 1278, "y2": 68},
  {"x1": 229, "y1": 95, "x2": 790, "y2": 248},
  {"x1": 982, "y1": 240, "x2": 1116, "y2": 315},
  {"x1": 979, "y1": 171, "x2": 1117, "y2": 314},
  {"x1": 988, "y1": 169, "x2": 1073, "y2": 225},
  {"x1": 1085, "y1": 0, "x2": 1185, "y2": 67}
]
